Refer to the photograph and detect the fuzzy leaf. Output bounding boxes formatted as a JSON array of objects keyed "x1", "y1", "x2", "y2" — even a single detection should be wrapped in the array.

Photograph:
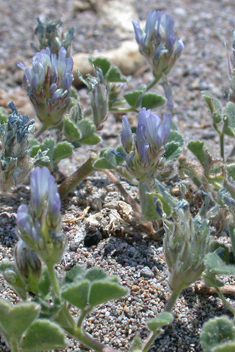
[
  {"x1": 226, "y1": 163, "x2": 235, "y2": 180},
  {"x1": 224, "y1": 102, "x2": 235, "y2": 137},
  {"x1": 141, "y1": 93, "x2": 166, "y2": 109},
  {"x1": 205, "y1": 252, "x2": 235, "y2": 275},
  {"x1": 64, "y1": 264, "x2": 86, "y2": 283},
  {"x1": 93, "y1": 148, "x2": 123, "y2": 169},
  {"x1": 54, "y1": 142, "x2": 73, "y2": 163},
  {"x1": 129, "y1": 335, "x2": 142, "y2": 352},
  {"x1": 64, "y1": 117, "x2": 81, "y2": 142},
  {"x1": 21, "y1": 319, "x2": 67, "y2": 351},
  {"x1": 78, "y1": 118, "x2": 101, "y2": 144},
  {"x1": 188, "y1": 140, "x2": 211, "y2": 171},
  {"x1": 0, "y1": 300, "x2": 40, "y2": 346},
  {"x1": 124, "y1": 89, "x2": 145, "y2": 107},
  {"x1": 200, "y1": 316, "x2": 235, "y2": 352},
  {"x1": 139, "y1": 181, "x2": 161, "y2": 221},
  {"x1": 147, "y1": 312, "x2": 173, "y2": 331},
  {"x1": 106, "y1": 65, "x2": 127, "y2": 82},
  {"x1": 166, "y1": 130, "x2": 184, "y2": 145},
  {"x1": 202, "y1": 91, "x2": 222, "y2": 124},
  {"x1": 164, "y1": 141, "x2": 182, "y2": 161},
  {"x1": 89, "y1": 281, "x2": 128, "y2": 307},
  {"x1": 85, "y1": 268, "x2": 108, "y2": 282},
  {"x1": 89, "y1": 57, "x2": 111, "y2": 76},
  {"x1": 61, "y1": 280, "x2": 90, "y2": 309},
  {"x1": 37, "y1": 267, "x2": 51, "y2": 297}
]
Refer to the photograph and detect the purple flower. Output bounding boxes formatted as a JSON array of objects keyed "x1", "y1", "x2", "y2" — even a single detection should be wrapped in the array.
[
  {"x1": 136, "y1": 107, "x2": 171, "y2": 153},
  {"x1": 17, "y1": 47, "x2": 74, "y2": 127},
  {"x1": 17, "y1": 166, "x2": 65, "y2": 265},
  {"x1": 121, "y1": 108, "x2": 172, "y2": 181},
  {"x1": 133, "y1": 11, "x2": 184, "y2": 81}
]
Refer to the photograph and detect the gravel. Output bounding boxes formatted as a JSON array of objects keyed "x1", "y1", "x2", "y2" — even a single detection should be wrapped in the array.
[{"x1": 1, "y1": 0, "x2": 235, "y2": 352}]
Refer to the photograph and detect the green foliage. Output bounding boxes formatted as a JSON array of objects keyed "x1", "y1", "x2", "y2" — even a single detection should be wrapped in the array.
[
  {"x1": 223, "y1": 102, "x2": 235, "y2": 137},
  {"x1": 129, "y1": 335, "x2": 143, "y2": 352},
  {"x1": 64, "y1": 264, "x2": 86, "y2": 283},
  {"x1": 30, "y1": 137, "x2": 73, "y2": 168},
  {"x1": 62, "y1": 266, "x2": 128, "y2": 310},
  {"x1": 200, "y1": 316, "x2": 235, "y2": 352},
  {"x1": 105, "y1": 65, "x2": 127, "y2": 82},
  {"x1": 141, "y1": 92, "x2": 166, "y2": 109},
  {"x1": 21, "y1": 319, "x2": 67, "y2": 351},
  {"x1": 89, "y1": 57, "x2": 111, "y2": 76},
  {"x1": 93, "y1": 147, "x2": 124, "y2": 169},
  {"x1": 124, "y1": 89, "x2": 145, "y2": 107},
  {"x1": 202, "y1": 91, "x2": 223, "y2": 124},
  {"x1": 0, "y1": 299, "x2": 40, "y2": 349},
  {"x1": 147, "y1": 312, "x2": 173, "y2": 331}
]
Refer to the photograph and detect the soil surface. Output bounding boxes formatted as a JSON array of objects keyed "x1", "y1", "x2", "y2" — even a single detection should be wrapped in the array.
[{"x1": 1, "y1": 0, "x2": 235, "y2": 352}]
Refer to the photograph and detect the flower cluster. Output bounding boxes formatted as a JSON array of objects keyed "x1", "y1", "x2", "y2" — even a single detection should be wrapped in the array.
[
  {"x1": 121, "y1": 107, "x2": 171, "y2": 182},
  {"x1": 16, "y1": 166, "x2": 66, "y2": 266},
  {"x1": 164, "y1": 205, "x2": 210, "y2": 292},
  {"x1": 133, "y1": 10, "x2": 184, "y2": 81},
  {"x1": 0, "y1": 102, "x2": 35, "y2": 192},
  {"x1": 31, "y1": 17, "x2": 74, "y2": 56},
  {"x1": 17, "y1": 47, "x2": 74, "y2": 128}
]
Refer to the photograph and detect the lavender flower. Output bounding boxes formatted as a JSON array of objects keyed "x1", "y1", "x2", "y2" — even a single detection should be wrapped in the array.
[
  {"x1": 121, "y1": 108, "x2": 171, "y2": 181},
  {"x1": 17, "y1": 47, "x2": 74, "y2": 128},
  {"x1": 17, "y1": 166, "x2": 65, "y2": 266},
  {"x1": 133, "y1": 10, "x2": 184, "y2": 81}
]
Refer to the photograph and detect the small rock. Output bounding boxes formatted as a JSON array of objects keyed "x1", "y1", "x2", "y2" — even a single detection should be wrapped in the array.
[
  {"x1": 84, "y1": 230, "x2": 103, "y2": 247},
  {"x1": 140, "y1": 266, "x2": 155, "y2": 278}
]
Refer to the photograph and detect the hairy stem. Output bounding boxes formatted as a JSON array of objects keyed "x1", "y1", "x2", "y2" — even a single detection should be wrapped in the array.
[
  {"x1": 164, "y1": 287, "x2": 182, "y2": 312},
  {"x1": 215, "y1": 286, "x2": 235, "y2": 315},
  {"x1": 71, "y1": 327, "x2": 120, "y2": 352},
  {"x1": 142, "y1": 329, "x2": 162, "y2": 352},
  {"x1": 47, "y1": 263, "x2": 60, "y2": 299},
  {"x1": 58, "y1": 153, "x2": 97, "y2": 199},
  {"x1": 11, "y1": 339, "x2": 19, "y2": 352}
]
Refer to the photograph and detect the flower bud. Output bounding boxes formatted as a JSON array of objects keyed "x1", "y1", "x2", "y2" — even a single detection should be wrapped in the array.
[
  {"x1": 32, "y1": 17, "x2": 74, "y2": 56},
  {"x1": 133, "y1": 10, "x2": 184, "y2": 81},
  {"x1": 14, "y1": 240, "x2": 42, "y2": 293},
  {"x1": 80, "y1": 68, "x2": 109, "y2": 130},
  {"x1": 163, "y1": 208, "x2": 210, "y2": 292},
  {"x1": 17, "y1": 47, "x2": 74, "y2": 128},
  {"x1": 17, "y1": 166, "x2": 66, "y2": 266}
]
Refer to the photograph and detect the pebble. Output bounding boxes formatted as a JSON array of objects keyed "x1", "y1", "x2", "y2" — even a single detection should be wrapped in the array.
[{"x1": 140, "y1": 266, "x2": 155, "y2": 278}]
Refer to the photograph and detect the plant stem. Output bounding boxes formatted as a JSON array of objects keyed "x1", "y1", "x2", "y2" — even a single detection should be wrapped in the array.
[
  {"x1": 110, "y1": 107, "x2": 138, "y2": 113},
  {"x1": 47, "y1": 262, "x2": 60, "y2": 299},
  {"x1": 77, "y1": 308, "x2": 92, "y2": 328},
  {"x1": 220, "y1": 133, "x2": 224, "y2": 161},
  {"x1": 11, "y1": 339, "x2": 19, "y2": 352},
  {"x1": 103, "y1": 169, "x2": 141, "y2": 214},
  {"x1": 164, "y1": 288, "x2": 182, "y2": 312},
  {"x1": 58, "y1": 153, "x2": 97, "y2": 199},
  {"x1": 215, "y1": 287, "x2": 235, "y2": 315},
  {"x1": 142, "y1": 329, "x2": 161, "y2": 352},
  {"x1": 71, "y1": 327, "x2": 120, "y2": 352},
  {"x1": 146, "y1": 77, "x2": 160, "y2": 91}
]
